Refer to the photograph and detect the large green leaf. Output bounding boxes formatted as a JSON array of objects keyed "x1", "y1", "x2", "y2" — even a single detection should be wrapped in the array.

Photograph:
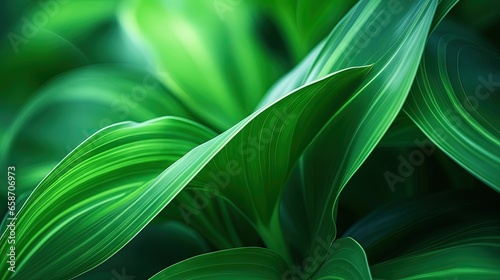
[
  {"x1": 0, "y1": 117, "x2": 216, "y2": 279},
  {"x1": 279, "y1": 0, "x2": 449, "y2": 268},
  {"x1": 259, "y1": 0, "x2": 458, "y2": 108},
  {"x1": 141, "y1": 65, "x2": 371, "y2": 261},
  {"x1": 150, "y1": 247, "x2": 288, "y2": 279},
  {"x1": 405, "y1": 25, "x2": 500, "y2": 192},
  {"x1": 0, "y1": 65, "x2": 370, "y2": 279}
]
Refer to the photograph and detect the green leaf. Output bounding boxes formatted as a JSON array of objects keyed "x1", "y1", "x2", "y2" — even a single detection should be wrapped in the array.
[
  {"x1": 312, "y1": 238, "x2": 372, "y2": 280},
  {"x1": 404, "y1": 25, "x2": 500, "y2": 192},
  {"x1": 141, "y1": 65, "x2": 371, "y2": 262},
  {"x1": 151, "y1": 238, "x2": 372, "y2": 280},
  {"x1": 0, "y1": 117, "x2": 216, "y2": 280},
  {"x1": 150, "y1": 247, "x2": 288, "y2": 279},
  {"x1": 279, "y1": 0, "x2": 444, "y2": 267}
]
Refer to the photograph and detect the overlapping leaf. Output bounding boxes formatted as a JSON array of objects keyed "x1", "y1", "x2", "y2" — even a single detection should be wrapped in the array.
[
  {"x1": 0, "y1": 117, "x2": 215, "y2": 279},
  {"x1": 151, "y1": 237, "x2": 372, "y2": 280},
  {"x1": 279, "y1": 0, "x2": 456, "y2": 267},
  {"x1": 3, "y1": 1, "x2": 496, "y2": 279}
]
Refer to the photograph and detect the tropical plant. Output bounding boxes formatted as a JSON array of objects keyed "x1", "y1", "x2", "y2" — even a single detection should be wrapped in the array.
[{"x1": 0, "y1": 0, "x2": 499, "y2": 279}]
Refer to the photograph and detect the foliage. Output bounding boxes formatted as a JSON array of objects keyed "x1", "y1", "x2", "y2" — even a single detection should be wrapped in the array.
[{"x1": 1, "y1": 0, "x2": 499, "y2": 279}]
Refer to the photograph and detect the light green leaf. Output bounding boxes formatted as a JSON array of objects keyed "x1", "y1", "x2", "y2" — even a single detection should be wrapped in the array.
[
  {"x1": 404, "y1": 26, "x2": 500, "y2": 192},
  {"x1": 0, "y1": 117, "x2": 216, "y2": 280},
  {"x1": 120, "y1": 0, "x2": 285, "y2": 131},
  {"x1": 150, "y1": 247, "x2": 288, "y2": 280},
  {"x1": 312, "y1": 238, "x2": 372, "y2": 280}
]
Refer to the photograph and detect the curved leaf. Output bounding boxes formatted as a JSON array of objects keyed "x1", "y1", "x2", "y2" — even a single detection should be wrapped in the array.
[
  {"x1": 0, "y1": 117, "x2": 216, "y2": 279},
  {"x1": 0, "y1": 65, "x2": 370, "y2": 279},
  {"x1": 404, "y1": 26, "x2": 500, "y2": 192},
  {"x1": 279, "y1": 0, "x2": 444, "y2": 267},
  {"x1": 312, "y1": 237, "x2": 372, "y2": 280},
  {"x1": 140, "y1": 65, "x2": 371, "y2": 262},
  {"x1": 150, "y1": 247, "x2": 288, "y2": 280}
]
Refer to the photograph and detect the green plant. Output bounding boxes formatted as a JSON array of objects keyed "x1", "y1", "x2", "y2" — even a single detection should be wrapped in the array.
[{"x1": 1, "y1": 0, "x2": 499, "y2": 279}]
